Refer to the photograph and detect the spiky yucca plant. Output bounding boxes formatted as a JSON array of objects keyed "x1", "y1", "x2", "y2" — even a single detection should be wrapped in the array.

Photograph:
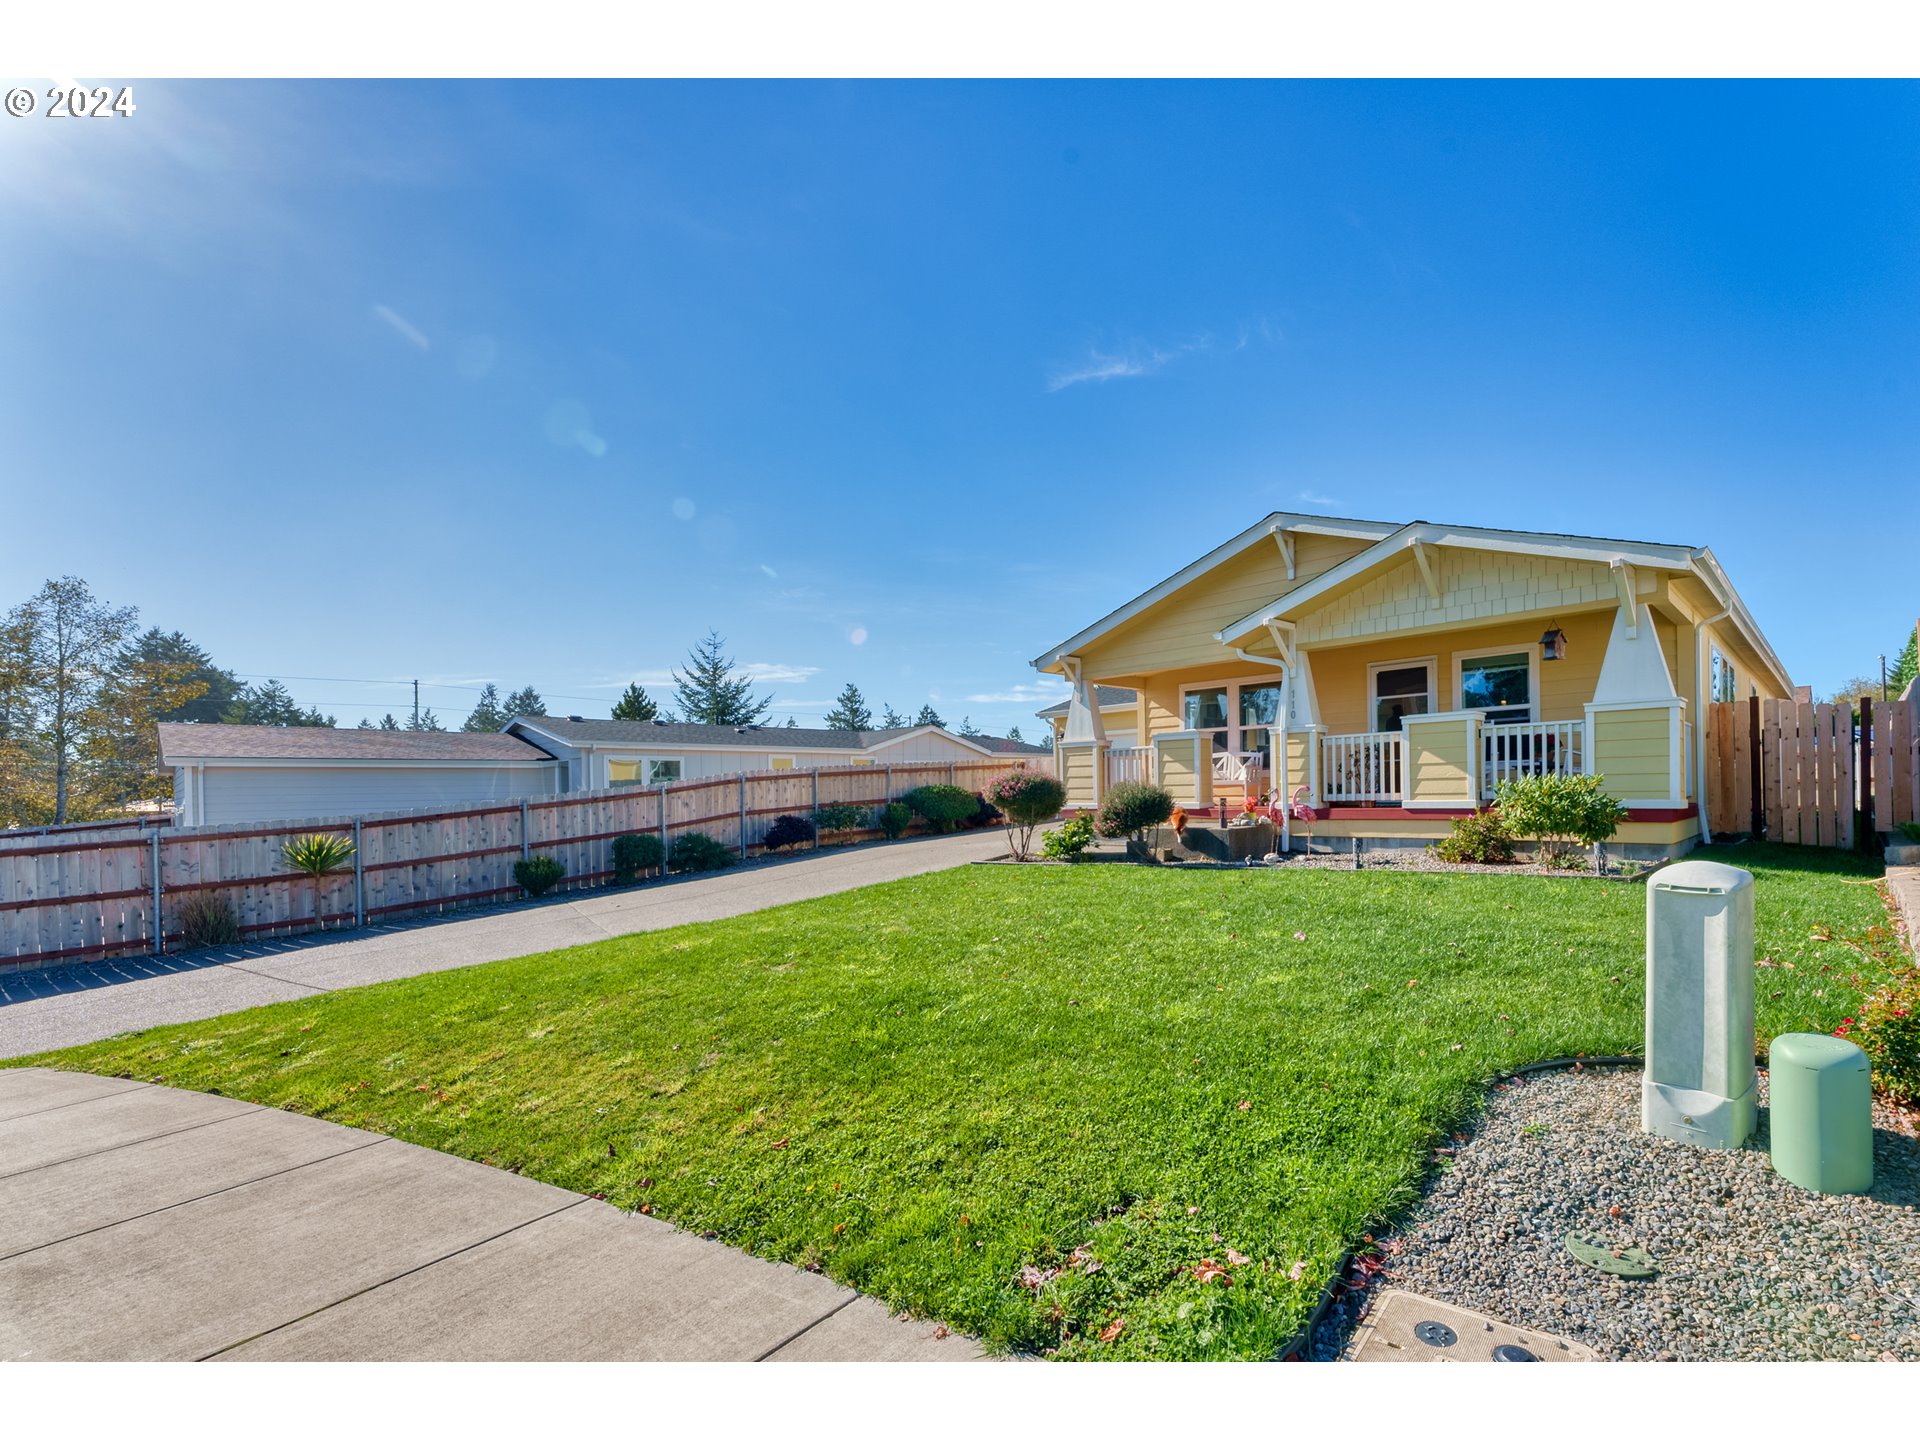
[{"x1": 281, "y1": 832, "x2": 356, "y2": 876}]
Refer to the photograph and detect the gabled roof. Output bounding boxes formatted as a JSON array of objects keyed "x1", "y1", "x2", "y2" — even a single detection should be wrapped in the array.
[
  {"x1": 1034, "y1": 686, "x2": 1136, "y2": 719},
  {"x1": 158, "y1": 723, "x2": 555, "y2": 764},
  {"x1": 1029, "y1": 512, "x2": 1399, "y2": 671},
  {"x1": 506, "y1": 717, "x2": 999, "y2": 758}
]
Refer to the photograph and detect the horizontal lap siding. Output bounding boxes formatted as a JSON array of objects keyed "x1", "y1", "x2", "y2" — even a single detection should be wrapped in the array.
[
  {"x1": 1591, "y1": 708, "x2": 1673, "y2": 799},
  {"x1": 1407, "y1": 722, "x2": 1472, "y2": 804},
  {"x1": 199, "y1": 765, "x2": 556, "y2": 826}
]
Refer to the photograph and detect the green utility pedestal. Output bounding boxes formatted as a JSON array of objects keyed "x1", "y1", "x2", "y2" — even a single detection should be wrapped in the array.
[{"x1": 1767, "y1": 1033, "x2": 1873, "y2": 1195}]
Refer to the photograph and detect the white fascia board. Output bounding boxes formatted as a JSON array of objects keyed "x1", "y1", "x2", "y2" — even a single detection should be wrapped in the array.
[
  {"x1": 1688, "y1": 550, "x2": 1794, "y2": 696},
  {"x1": 1029, "y1": 511, "x2": 1399, "y2": 671},
  {"x1": 1214, "y1": 521, "x2": 1700, "y2": 644},
  {"x1": 863, "y1": 726, "x2": 998, "y2": 758},
  {"x1": 168, "y1": 756, "x2": 558, "y2": 770}
]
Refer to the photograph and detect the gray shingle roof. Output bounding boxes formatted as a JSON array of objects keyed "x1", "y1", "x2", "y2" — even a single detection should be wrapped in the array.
[
  {"x1": 508, "y1": 717, "x2": 992, "y2": 753},
  {"x1": 157, "y1": 723, "x2": 555, "y2": 763},
  {"x1": 963, "y1": 735, "x2": 1054, "y2": 755},
  {"x1": 1034, "y1": 686, "x2": 1136, "y2": 718}
]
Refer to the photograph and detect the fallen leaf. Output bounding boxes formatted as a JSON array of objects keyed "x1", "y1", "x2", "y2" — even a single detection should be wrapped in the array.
[
  {"x1": 1237, "y1": 1099, "x2": 1252, "y2": 1111},
  {"x1": 932, "y1": 1324, "x2": 951, "y2": 1340},
  {"x1": 1225, "y1": 1247, "x2": 1252, "y2": 1266},
  {"x1": 770, "y1": 1137, "x2": 790, "y2": 1150},
  {"x1": 1407, "y1": 978, "x2": 1419, "y2": 988},
  {"x1": 1098, "y1": 1317, "x2": 1125, "y2": 1343},
  {"x1": 1192, "y1": 1259, "x2": 1233, "y2": 1286},
  {"x1": 1288, "y1": 1259, "x2": 1308, "y2": 1283},
  {"x1": 1294, "y1": 931, "x2": 1307, "y2": 941},
  {"x1": 1609, "y1": 1204, "x2": 1622, "y2": 1218}
]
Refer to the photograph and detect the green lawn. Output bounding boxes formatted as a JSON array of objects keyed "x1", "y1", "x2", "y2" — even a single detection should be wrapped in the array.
[{"x1": 14, "y1": 843, "x2": 1902, "y2": 1360}]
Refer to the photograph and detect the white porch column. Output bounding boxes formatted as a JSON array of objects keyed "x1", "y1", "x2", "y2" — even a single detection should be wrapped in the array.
[{"x1": 1060, "y1": 656, "x2": 1109, "y2": 806}]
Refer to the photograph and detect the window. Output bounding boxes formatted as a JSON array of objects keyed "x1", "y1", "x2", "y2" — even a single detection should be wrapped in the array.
[
  {"x1": 644, "y1": 758, "x2": 682, "y2": 785},
  {"x1": 1370, "y1": 662, "x2": 1433, "y2": 732},
  {"x1": 608, "y1": 759, "x2": 645, "y2": 787},
  {"x1": 848, "y1": 756, "x2": 874, "y2": 767},
  {"x1": 768, "y1": 756, "x2": 795, "y2": 771},
  {"x1": 1457, "y1": 649, "x2": 1534, "y2": 725},
  {"x1": 1180, "y1": 679, "x2": 1284, "y2": 755}
]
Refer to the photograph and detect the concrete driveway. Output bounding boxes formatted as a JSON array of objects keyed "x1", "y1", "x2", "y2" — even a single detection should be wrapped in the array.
[
  {"x1": 0, "y1": 829, "x2": 1013, "y2": 1060},
  {"x1": 0, "y1": 1067, "x2": 987, "y2": 1361}
]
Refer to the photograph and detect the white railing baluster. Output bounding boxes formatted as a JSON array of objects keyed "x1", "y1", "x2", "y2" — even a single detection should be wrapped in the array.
[{"x1": 1479, "y1": 719, "x2": 1587, "y2": 801}]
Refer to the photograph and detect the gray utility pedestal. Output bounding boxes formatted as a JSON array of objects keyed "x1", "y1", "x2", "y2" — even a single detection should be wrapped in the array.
[{"x1": 1642, "y1": 860, "x2": 1757, "y2": 1149}]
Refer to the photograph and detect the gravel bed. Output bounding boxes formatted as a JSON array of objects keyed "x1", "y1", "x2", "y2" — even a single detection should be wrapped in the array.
[{"x1": 1314, "y1": 1065, "x2": 1920, "y2": 1361}]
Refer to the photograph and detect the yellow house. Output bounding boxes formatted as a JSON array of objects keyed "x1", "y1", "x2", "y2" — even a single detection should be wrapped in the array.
[{"x1": 1031, "y1": 514, "x2": 1793, "y2": 857}]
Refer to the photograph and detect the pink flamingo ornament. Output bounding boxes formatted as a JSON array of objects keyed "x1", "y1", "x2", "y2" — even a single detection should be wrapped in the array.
[{"x1": 1287, "y1": 785, "x2": 1317, "y2": 855}]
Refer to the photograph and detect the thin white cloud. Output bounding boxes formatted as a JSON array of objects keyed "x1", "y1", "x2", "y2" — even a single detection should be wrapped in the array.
[
  {"x1": 966, "y1": 681, "x2": 1071, "y2": 704},
  {"x1": 1296, "y1": 490, "x2": 1339, "y2": 508},
  {"x1": 372, "y1": 304, "x2": 430, "y2": 351},
  {"x1": 1046, "y1": 336, "x2": 1211, "y2": 393},
  {"x1": 741, "y1": 662, "x2": 819, "y2": 685},
  {"x1": 758, "y1": 564, "x2": 779, "y2": 580}
]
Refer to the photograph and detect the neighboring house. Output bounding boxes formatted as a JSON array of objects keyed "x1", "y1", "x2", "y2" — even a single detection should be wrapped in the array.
[
  {"x1": 160, "y1": 724, "x2": 561, "y2": 827},
  {"x1": 500, "y1": 717, "x2": 1019, "y2": 791},
  {"x1": 1031, "y1": 512, "x2": 1794, "y2": 857},
  {"x1": 163, "y1": 718, "x2": 1029, "y2": 825}
]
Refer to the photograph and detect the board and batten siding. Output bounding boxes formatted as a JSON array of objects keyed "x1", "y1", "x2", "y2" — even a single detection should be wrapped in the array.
[{"x1": 183, "y1": 763, "x2": 558, "y2": 827}]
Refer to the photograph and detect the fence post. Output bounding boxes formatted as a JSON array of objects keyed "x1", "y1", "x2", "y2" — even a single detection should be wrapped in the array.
[
  {"x1": 948, "y1": 762, "x2": 956, "y2": 787},
  {"x1": 886, "y1": 765, "x2": 894, "y2": 803},
  {"x1": 1748, "y1": 693, "x2": 1763, "y2": 837},
  {"x1": 520, "y1": 798, "x2": 531, "y2": 862},
  {"x1": 658, "y1": 784, "x2": 670, "y2": 870},
  {"x1": 150, "y1": 830, "x2": 164, "y2": 957},
  {"x1": 811, "y1": 768, "x2": 821, "y2": 851},
  {"x1": 1859, "y1": 694, "x2": 1875, "y2": 850},
  {"x1": 352, "y1": 817, "x2": 365, "y2": 927},
  {"x1": 738, "y1": 773, "x2": 748, "y2": 860}
]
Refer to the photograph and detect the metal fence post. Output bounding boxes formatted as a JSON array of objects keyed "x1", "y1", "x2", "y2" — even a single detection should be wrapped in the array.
[
  {"x1": 658, "y1": 784, "x2": 670, "y2": 869},
  {"x1": 520, "y1": 798, "x2": 531, "y2": 861},
  {"x1": 353, "y1": 817, "x2": 365, "y2": 927},
  {"x1": 811, "y1": 768, "x2": 821, "y2": 850},
  {"x1": 738, "y1": 773, "x2": 748, "y2": 859},
  {"x1": 948, "y1": 762, "x2": 956, "y2": 787},
  {"x1": 150, "y1": 830, "x2": 164, "y2": 956}
]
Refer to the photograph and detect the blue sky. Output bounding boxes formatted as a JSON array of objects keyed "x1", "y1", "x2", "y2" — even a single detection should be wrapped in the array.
[{"x1": 4, "y1": 80, "x2": 1916, "y2": 731}]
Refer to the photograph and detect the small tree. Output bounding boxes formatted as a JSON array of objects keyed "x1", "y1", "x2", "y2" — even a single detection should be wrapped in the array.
[
  {"x1": 1494, "y1": 773, "x2": 1628, "y2": 868},
  {"x1": 1096, "y1": 781, "x2": 1175, "y2": 843},
  {"x1": 611, "y1": 683, "x2": 661, "y2": 723},
  {"x1": 915, "y1": 704, "x2": 944, "y2": 728},
  {"x1": 880, "y1": 703, "x2": 907, "y2": 728},
  {"x1": 612, "y1": 832, "x2": 665, "y2": 883},
  {"x1": 673, "y1": 630, "x2": 773, "y2": 726},
  {"x1": 405, "y1": 707, "x2": 445, "y2": 732},
  {"x1": 823, "y1": 683, "x2": 873, "y2": 731},
  {"x1": 1890, "y1": 627, "x2": 1918, "y2": 697},
  {"x1": 503, "y1": 685, "x2": 547, "y2": 719},
  {"x1": 982, "y1": 770, "x2": 1066, "y2": 861},
  {"x1": 815, "y1": 803, "x2": 867, "y2": 841},
  {"x1": 462, "y1": 683, "x2": 510, "y2": 732}
]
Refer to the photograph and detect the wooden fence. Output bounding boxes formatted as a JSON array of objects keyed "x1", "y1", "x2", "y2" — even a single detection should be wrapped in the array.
[
  {"x1": 1705, "y1": 695, "x2": 1918, "y2": 849},
  {"x1": 0, "y1": 758, "x2": 1040, "y2": 974},
  {"x1": 0, "y1": 814, "x2": 173, "y2": 851}
]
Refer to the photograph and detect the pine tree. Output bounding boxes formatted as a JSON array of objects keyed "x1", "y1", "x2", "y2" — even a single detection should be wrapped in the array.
[
  {"x1": 915, "y1": 704, "x2": 944, "y2": 728},
  {"x1": 224, "y1": 680, "x2": 333, "y2": 728},
  {"x1": 121, "y1": 629, "x2": 237, "y2": 724},
  {"x1": 671, "y1": 630, "x2": 773, "y2": 726},
  {"x1": 378, "y1": 713, "x2": 401, "y2": 730},
  {"x1": 356, "y1": 718, "x2": 375, "y2": 729},
  {"x1": 1008, "y1": 725, "x2": 1024, "y2": 744},
  {"x1": 611, "y1": 682, "x2": 661, "y2": 723},
  {"x1": 879, "y1": 703, "x2": 906, "y2": 728},
  {"x1": 462, "y1": 683, "x2": 510, "y2": 732},
  {"x1": 406, "y1": 707, "x2": 445, "y2": 732},
  {"x1": 958, "y1": 715, "x2": 983, "y2": 737},
  {"x1": 1891, "y1": 627, "x2": 1919, "y2": 696},
  {"x1": 503, "y1": 686, "x2": 546, "y2": 718},
  {"x1": 823, "y1": 682, "x2": 873, "y2": 731},
  {"x1": 785, "y1": 715, "x2": 798, "y2": 727}
]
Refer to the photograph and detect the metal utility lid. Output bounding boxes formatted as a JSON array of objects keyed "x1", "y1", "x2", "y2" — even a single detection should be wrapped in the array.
[{"x1": 1648, "y1": 860, "x2": 1754, "y2": 896}]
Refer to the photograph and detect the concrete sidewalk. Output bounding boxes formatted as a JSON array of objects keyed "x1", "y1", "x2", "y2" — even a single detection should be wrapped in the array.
[
  {"x1": 0, "y1": 1067, "x2": 988, "y2": 1361},
  {"x1": 0, "y1": 829, "x2": 1012, "y2": 1060}
]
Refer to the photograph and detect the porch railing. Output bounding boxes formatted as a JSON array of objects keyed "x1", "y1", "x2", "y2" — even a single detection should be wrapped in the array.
[
  {"x1": 1321, "y1": 731, "x2": 1404, "y2": 803},
  {"x1": 1105, "y1": 744, "x2": 1154, "y2": 788},
  {"x1": 1480, "y1": 719, "x2": 1585, "y2": 800}
]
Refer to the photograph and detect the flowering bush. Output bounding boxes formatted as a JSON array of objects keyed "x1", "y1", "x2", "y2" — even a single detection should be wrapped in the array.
[
  {"x1": 983, "y1": 770, "x2": 1067, "y2": 860},
  {"x1": 1845, "y1": 971, "x2": 1920, "y2": 1104}
]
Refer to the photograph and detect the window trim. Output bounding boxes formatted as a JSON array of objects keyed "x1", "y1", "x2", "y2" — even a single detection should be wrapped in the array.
[
  {"x1": 1177, "y1": 676, "x2": 1287, "y2": 753},
  {"x1": 1452, "y1": 643, "x2": 1539, "y2": 725},
  {"x1": 1366, "y1": 655, "x2": 1438, "y2": 733},
  {"x1": 642, "y1": 756, "x2": 684, "y2": 786}
]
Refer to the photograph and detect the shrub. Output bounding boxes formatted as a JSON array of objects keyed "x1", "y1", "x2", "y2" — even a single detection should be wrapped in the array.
[
  {"x1": 1493, "y1": 772, "x2": 1628, "y2": 868},
  {"x1": 175, "y1": 890, "x2": 241, "y2": 950},
  {"x1": 669, "y1": 832, "x2": 737, "y2": 873},
  {"x1": 513, "y1": 855, "x2": 565, "y2": 897},
  {"x1": 983, "y1": 770, "x2": 1067, "y2": 861},
  {"x1": 1842, "y1": 972, "x2": 1920, "y2": 1105},
  {"x1": 1041, "y1": 815, "x2": 1097, "y2": 862},
  {"x1": 1433, "y1": 808, "x2": 1516, "y2": 865},
  {"x1": 611, "y1": 832, "x2": 665, "y2": 884},
  {"x1": 903, "y1": 784, "x2": 979, "y2": 833},
  {"x1": 1899, "y1": 821, "x2": 1920, "y2": 845},
  {"x1": 815, "y1": 803, "x2": 867, "y2": 838},
  {"x1": 964, "y1": 794, "x2": 1004, "y2": 830},
  {"x1": 879, "y1": 802, "x2": 912, "y2": 840},
  {"x1": 763, "y1": 814, "x2": 816, "y2": 851},
  {"x1": 1096, "y1": 781, "x2": 1175, "y2": 842},
  {"x1": 281, "y1": 832, "x2": 355, "y2": 876}
]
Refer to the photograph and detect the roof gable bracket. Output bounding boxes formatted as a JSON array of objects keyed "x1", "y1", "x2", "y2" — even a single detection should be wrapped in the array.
[
  {"x1": 1265, "y1": 620, "x2": 1297, "y2": 670},
  {"x1": 1270, "y1": 525, "x2": 1296, "y2": 580},
  {"x1": 1611, "y1": 561, "x2": 1639, "y2": 635},
  {"x1": 1411, "y1": 540, "x2": 1442, "y2": 604}
]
